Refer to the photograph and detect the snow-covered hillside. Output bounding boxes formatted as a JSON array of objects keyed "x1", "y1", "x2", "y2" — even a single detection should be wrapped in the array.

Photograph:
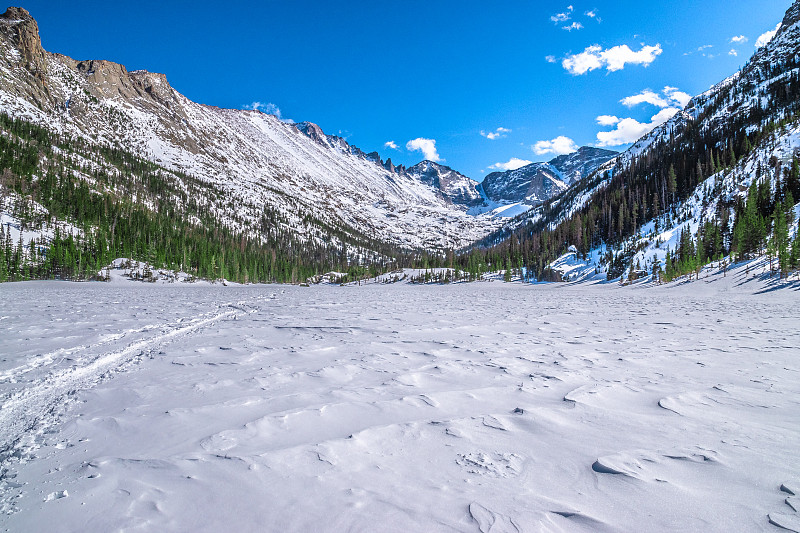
[
  {"x1": 476, "y1": 147, "x2": 617, "y2": 217},
  {"x1": 478, "y1": 0, "x2": 800, "y2": 273},
  {"x1": 0, "y1": 8, "x2": 502, "y2": 252}
]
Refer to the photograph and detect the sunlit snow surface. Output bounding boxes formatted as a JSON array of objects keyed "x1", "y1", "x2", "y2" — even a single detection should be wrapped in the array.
[{"x1": 1, "y1": 272, "x2": 799, "y2": 532}]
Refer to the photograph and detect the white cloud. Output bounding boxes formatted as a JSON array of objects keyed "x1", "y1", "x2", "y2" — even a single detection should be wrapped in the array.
[
  {"x1": 596, "y1": 115, "x2": 620, "y2": 126},
  {"x1": 545, "y1": 55, "x2": 558, "y2": 63},
  {"x1": 406, "y1": 138, "x2": 442, "y2": 162},
  {"x1": 756, "y1": 23, "x2": 781, "y2": 48},
  {"x1": 481, "y1": 127, "x2": 511, "y2": 140},
  {"x1": 562, "y1": 45, "x2": 603, "y2": 74},
  {"x1": 596, "y1": 85, "x2": 690, "y2": 147},
  {"x1": 244, "y1": 101, "x2": 294, "y2": 123},
  {"x1": 663, "y1": 86, "x2": 691, "y2": 107},
  {"x1": 244, "y1": 101, "x2": 281, "y2": 117},
  {"x1": 585, "y1": 9, "x2": 599, "y2": 19},
  {"x1": 563, "y1": 22, "x2": 583, "y2": 31},
  {"x1": 683, "y1": 44, "x2": 717, "y2": 58},
  {"x1": 488, "y1": 158, "x2": 533, "y2": 171},
  {"x1": 620, "y1": 86, "x2": 691, "y2": 110},
  {"x1": 532, "y1": 136, "x2": 578, "y2": 156},
  {"x1": 596, "y1": 107, "x2": 680, "y2": 147},
  {"x1": 729, "y1": 49, "x2": 738, "y2": 56},
  {"x1": 550, "y1": 5, "x2": 573, "y2": 23},
  {"x1": 384, "y1": 141, "x2": 399, "y2": 150},
  {"x1": 730, "y1": 35, "x2": 748, "y2": 44},
  {"x1": 562, "y1": 43, "x2": 662, "y2": 75},
  {"x1": 621, "y1": 89, "x2": 669, "y2": 108},
  {"x1": 602, "y1": 44, "x2": 662, "y2": 72}
]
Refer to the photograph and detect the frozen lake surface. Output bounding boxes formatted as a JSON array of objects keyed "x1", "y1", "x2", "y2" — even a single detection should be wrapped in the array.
[{"x1": 1, "y1": 271, "x2": 799, "y2": 532}]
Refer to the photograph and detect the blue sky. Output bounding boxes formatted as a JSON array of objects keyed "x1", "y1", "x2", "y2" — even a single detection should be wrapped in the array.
[{"x1": 18, "y1": 0, "x2": 789, "y2": 180}]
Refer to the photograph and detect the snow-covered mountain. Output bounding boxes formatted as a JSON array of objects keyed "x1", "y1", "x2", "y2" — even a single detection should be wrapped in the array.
[
  {"x1": 404, "y1": 161, "x2": 483, "y2": 207},
  {"x1": 477, "y1": 0, "x2": 800, "y2": 280},
  {"x1": 0, "y1": 7, "x2": 502, "y2": 253},
  {"x1": 479, "y1": 163, "x2": 568, "y2": 205},
  {"x1": 548, "y1": 146, "x2": 618, "y2": 185},
  {"x1": 292, "y1": 123, "x2": 483, "y2": 208},
  {"x1": 478, "y1": 146, "x2": 616, "y2": 207}
]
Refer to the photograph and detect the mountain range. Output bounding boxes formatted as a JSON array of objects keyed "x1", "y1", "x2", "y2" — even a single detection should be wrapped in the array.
[{"x1": 1, "y1": 1, "x2": 799, "y2": 284}]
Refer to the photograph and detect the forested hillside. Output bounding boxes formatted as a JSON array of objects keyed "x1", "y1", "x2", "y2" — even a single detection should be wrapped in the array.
[
  {"x1": 0, "y1": 112, "x2": 436, "y2": 282},
  {"x1": 459, "y1": 3, "x2": 800, "y2": 283}
]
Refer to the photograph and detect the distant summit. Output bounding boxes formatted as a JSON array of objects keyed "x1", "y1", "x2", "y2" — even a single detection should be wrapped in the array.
[
  {"x1": 479, "y1": 147, "x2": 617, "y2": 206},
  {"x1": 548, "y1": 146, "x2": 618, "y2": 185},
  {"x1": 405, "y1": 161, "x2": 483, "y2": 207}
]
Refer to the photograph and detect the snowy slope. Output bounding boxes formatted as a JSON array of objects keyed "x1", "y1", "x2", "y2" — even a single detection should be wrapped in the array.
[
  {"x1": 548, "y1": 146, "x2": 618, "y2": 185},
  {"x1": 479, "y1": 163, "x2": 569, "y2": 205},
  {"x1": 0, "y1": 8, "x2": 502, "y2": 253},
  {"x1": 476, "y1": 147, "x2": 617, "y2": 220},
  {"x1": 404, "y1": 161, "x2": 484, "y2": 207}
]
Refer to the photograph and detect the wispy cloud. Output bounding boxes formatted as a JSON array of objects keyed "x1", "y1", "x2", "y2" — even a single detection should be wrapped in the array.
[
  {"x1": 550, "y1": 5, "x2": 574, "y2": 23},
  {"x1": 480, "y1": 127, "x2": 511, "y2": 140},
  {"x1": 562, "y1": 43, "x2": 662, "y2": 75},
  {"x1": 244, "y1": 101, "x2": 280, "y2": 116},
  {"x1": 756, "y1": 23, "x2": 781, "y2": 48},
  {"x1": 562, "y1": 22, "x2": 583, "y2": 31},
  {"x1": 384, "y1": 141, "x2": 399, "y2": 150},
  {"x1": 243, "y1": 101, "x2": 293, "y2": 123},
  {"x1": 730, "y1": 35, "x2": 748, "y2": 44},
  {"x1": 545, "y1": 55, "x2": 558, "y2": 63},
  {"x1": 406, "y1": 138, "x2": 442, "y2": 162},
  {"x1": 488, "y1": 157, "x2": 532, "y2": 171},
  {"x1": 532, "y1": 136, "x2": 578, "y2": 156},
  {"x1": 729, "y1": 49, "x2": 738, "y2": 56},
  {"x1": 584, "y1": 9, "x2": 601, "y2": 22},
  {"x1": 684, "y1": 44, "x2": 715, "y2": 57}
]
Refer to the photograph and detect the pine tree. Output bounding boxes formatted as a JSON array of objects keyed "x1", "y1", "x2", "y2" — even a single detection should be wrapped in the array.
[{"x1": 667, "y1": 165, "x2": 677, "y2": 203}]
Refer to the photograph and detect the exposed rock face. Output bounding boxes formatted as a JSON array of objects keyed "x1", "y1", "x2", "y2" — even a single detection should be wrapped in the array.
[
  {"x1": 0, "y1": 6, "x2": 50, "y2": 107},
  {"x1": 479, "y1": 163, "x2": 567, "y2": 205},
  {"x1": 548, "y1": 146, "x2": 617, "y2": 184},
  {"x1": 478, "y1": 146, "x2": 617, "y2": 207},
  {"x1": 293, "y1": 124, "x2": 481, "y2": 208},
  {"x1": 781, "y1": 0, "x2": 800, "y2": 32},
  {"x1": 295, "y1": 122, "x2": 328, "y2": 146},
  {"x1": 405, "y1": 160, "x2": 483, "y2": 207},
  {"x1": 0, "y1": 7, "x2": 46, "y2": 80}
]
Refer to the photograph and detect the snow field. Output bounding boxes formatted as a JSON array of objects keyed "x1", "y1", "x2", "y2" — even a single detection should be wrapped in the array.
[{"x1": 0, "y1": 278, "x2": 799, "y2": 532}]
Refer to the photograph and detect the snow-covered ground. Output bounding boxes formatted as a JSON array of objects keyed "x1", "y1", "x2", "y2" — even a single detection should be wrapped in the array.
[{"x1": 1, "y1": 275, "x2": 799, "y2": 532}]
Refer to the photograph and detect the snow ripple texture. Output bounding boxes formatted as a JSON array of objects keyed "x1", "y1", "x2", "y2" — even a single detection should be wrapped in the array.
[{"x1": 1, "y1": 274, "x2": 799, "y2": 532}]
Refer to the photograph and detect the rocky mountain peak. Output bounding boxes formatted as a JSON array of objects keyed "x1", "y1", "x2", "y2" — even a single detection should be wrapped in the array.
[
  {"x1": 1, "y1": 6, "x2": 47, "y2": 81},
  {"x1": 781, "y1": 0, "x2": 800, "y2": 31},
  {"x1": 129, "y1": 70, "x2": 173, "y2": 101},
  {"x1": 406, "y1": 160, "x2": 483, "y2": 207},
  {"x1": 547, "y1": 146, "x2": 617, "y2": 184},
  {"x1": 295, "y1": 122, "x2": 328, "y2": 146},
  {"x1": 2, "y1": 6, "x2": 31, "y2": 20},
  {"x1": 480, "y1": 163, "x2": 567, "y2": 206}
]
